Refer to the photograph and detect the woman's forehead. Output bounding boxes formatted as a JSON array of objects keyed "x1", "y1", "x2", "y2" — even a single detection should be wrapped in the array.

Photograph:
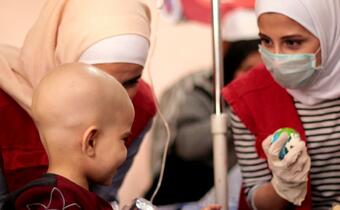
[{"x1": 258, "y1": 13, "x2": 313, "y2": 37}]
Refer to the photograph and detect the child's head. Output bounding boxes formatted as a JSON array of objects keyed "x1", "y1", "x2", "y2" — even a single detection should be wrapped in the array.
[{"x1": 31, "y1": 63, "x2": 134, "y2": 187}]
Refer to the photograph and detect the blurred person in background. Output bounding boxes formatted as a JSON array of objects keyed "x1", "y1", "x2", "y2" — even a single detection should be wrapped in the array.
[{"x1": 145, "y1": 8, "x2": 262, "y2": 207}]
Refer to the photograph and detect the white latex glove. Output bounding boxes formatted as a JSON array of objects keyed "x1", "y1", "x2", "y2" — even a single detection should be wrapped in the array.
[{"x1": 262, "y1": 131, "x2": 311, "y2": 206}]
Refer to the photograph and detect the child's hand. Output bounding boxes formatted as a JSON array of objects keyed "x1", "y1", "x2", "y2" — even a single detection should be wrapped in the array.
[{"x1": 201, "y1": 204, "x2": 222, "y2": 210}]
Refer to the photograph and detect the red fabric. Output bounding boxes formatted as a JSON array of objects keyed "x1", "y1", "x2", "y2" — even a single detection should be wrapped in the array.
[
  {"x1": 181, "y1": 0, "x2": 254, "y2": 24},
  {"x1": 0, "y1": 90, "x2": 48, "y2": 192},
  {"x1": 0, "y1": 79, "x2": 156, "y2": 192},
  {"x1": 126, "y1": 80, "x2": 157, "y2": 147},
  {"x1": 14, "y1": 174, "x2": 112, "y2": 210},
  {"x1": 222, "y1": 64, "x2": 312, "y2": 210}
]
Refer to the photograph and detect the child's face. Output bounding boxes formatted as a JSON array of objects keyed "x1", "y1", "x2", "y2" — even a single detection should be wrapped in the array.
[{"x1": 89, "y1": 105, "x2": 134, "y2": 185}]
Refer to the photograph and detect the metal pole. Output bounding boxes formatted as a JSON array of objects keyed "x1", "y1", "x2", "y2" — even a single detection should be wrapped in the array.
[
  {"x1": 211, "y1": 0, "x2": 228, "y2": 210},
  {"x1": 212, "y1": 0, "x2": 223, "y2": 115}
]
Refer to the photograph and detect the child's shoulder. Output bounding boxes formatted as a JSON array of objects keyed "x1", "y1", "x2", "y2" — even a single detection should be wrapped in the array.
[
  {"x1": 2, "y1": 174, "x2": 88, "y2": 210},
  {"x1": 2, "y1": 174, "x2": 113, "y2": 210}
]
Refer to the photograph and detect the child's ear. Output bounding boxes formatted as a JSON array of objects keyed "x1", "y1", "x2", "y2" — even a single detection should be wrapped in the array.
[{"x1": 82, "y1": 126, "x2": 98, "y2": 157}]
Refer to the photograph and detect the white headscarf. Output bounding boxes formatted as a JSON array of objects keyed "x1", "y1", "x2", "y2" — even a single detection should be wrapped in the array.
[
  {"x1": 79, "y1": 34, "x2": 149, "y2": 66},
  {"x1": 255, "y1": 0, "x2": 340, "y2": 105}
]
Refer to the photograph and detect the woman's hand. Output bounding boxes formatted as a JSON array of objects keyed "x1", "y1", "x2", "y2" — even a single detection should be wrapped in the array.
[{"x1": 262, "y1": 131, "x2": 311, "y2": 206}]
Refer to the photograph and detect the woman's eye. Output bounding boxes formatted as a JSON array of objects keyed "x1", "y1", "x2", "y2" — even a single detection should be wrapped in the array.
[
  {"x1": 122, "y1": 79, "x2": 139, "y2": 88},
  {"x1": 284, "y1": 39, "x2": 303, "y2": 49},
  {"x1": 260, "y1": 38, "x2": 270, "y2": 44},
  {"x1": 122, "y1": 75, "x2": 141, "y2": 88},
  {"x1": 260, "y1": 38, "x2": 272, "y2": 47}
]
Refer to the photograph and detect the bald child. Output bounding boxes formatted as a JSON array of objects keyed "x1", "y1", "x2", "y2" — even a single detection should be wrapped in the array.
[{"x1": 2, "y1": 63, "x2": 134, "y2": 210}]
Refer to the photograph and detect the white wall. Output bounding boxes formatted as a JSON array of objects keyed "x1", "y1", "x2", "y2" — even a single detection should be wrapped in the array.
[{"x1": 0, "y1": 0, "x2": 212, "y2": 206}]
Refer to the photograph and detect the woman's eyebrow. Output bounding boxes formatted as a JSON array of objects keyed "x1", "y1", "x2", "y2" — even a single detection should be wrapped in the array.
[
  {"x1": 281, "y1": 34, "x2": 305, "y2": 40},
  {"x1": 258, "y1": 33, "x2": 270, "y2": 38}
]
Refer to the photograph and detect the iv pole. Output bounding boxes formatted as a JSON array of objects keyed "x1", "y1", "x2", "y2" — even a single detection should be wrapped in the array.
[{"x1": 210, "y1": 0, "x2": 228, "y2": 209}]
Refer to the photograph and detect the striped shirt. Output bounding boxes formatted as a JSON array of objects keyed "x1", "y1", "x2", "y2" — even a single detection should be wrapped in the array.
[{"x1": 231, "y1": 97, "x2": 340, "y2": 210}]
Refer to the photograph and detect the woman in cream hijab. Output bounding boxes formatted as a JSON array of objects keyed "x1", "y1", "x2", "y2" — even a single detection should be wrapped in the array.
[{"x1": 0, "y1": 0, "x2": 156, "y2": 205}]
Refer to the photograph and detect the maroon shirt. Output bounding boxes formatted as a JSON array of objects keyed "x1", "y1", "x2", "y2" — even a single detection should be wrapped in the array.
[{"x1": 2, "y1": 173, "x2": 113, "y2": 210}]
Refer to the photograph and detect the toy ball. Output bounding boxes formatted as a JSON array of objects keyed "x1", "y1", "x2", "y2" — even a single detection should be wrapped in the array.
[{"x1": 271, "y1": 128, "x2": 300, "y2": 160}]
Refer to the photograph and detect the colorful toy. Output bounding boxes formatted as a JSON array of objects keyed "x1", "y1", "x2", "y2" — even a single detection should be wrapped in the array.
[{"x1": 271, "y1": 128, "x2": 300, "y2": 160}]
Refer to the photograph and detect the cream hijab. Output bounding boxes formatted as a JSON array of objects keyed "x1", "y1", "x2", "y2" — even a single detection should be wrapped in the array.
[
  {"x1": 0, "y1": 0, "x2": 151, "y2": 113},
  {"x1": 255, "y1": 0, "x2": 340, "y2": 105}
]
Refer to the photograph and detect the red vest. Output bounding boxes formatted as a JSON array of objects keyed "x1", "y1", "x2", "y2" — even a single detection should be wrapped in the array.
[
  {"x1": 222, "y1": 64, "x2": 312, "y2": 210},
  {"x1": 0, "y1": 80, "x2": 156, "y2": 192}
]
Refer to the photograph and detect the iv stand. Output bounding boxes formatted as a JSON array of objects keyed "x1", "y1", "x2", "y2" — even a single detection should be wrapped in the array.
[{"x1": 210, "y1": 0, "x2": 228, "y2": 209}]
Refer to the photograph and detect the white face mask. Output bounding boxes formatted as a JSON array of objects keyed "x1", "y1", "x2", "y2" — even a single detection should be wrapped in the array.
[{"x1": 259, "y1": 45, "x2": 322, "y2": 89}]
